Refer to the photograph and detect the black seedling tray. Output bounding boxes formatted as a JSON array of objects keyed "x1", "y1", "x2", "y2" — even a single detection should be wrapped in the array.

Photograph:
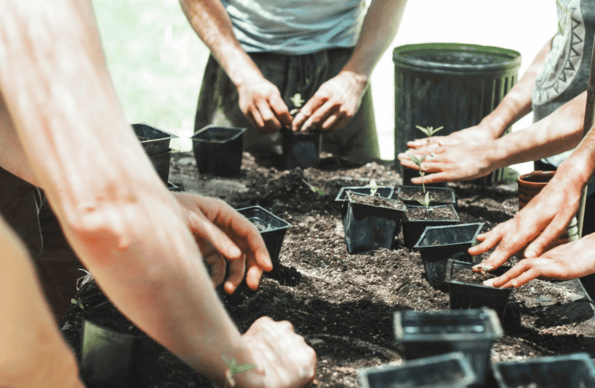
[
  {"x1": 358, "y1": 352, "x2": 477, "y2": 388},
  {"x1": 402, "y1": 204, "x2": 460, "y2": 249},
  {"x1": 282, "y1": 128, "x2": 323, "y2": 169},
  {"x1": 192, "y1": 125, "x2": 247, "y2": 176},
  {"x1": 414, "y1": 223, "x2": 484, "y2": 290},
  {"x1": 446, "y1": 260, "x2": 513, "y2": 319},
  {"x1": 396, "y1": 185, "x2": 456, "y2": 206},
  {"x1": 394, "y1": 308, "x2": 503, "y2": 386},
  {"x1": 492, "y1": 353, "x2": 595, "y2": 388},
  {"x1": 236, "y1": 206, "x2": 292, "y2": 264},
  {"x1": 132, "y1": 123, "x2": 178, "y2": 156}
]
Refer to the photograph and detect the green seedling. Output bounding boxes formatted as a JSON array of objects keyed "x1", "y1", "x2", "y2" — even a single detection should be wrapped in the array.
[
  {"x1": 407, "y1": 153, "x2": 428, "y2": 194},
  {"x1": 479, "y1": 265, "x2": 492, "y2": 280},
  {"x1": 366, "y1": 179, "x2": 379, "y2": 198},
  {"x1": 416, "y1": 125, "x2": 443, "y2": 145},
  {"x1": 70, "y1": 298, "x2": 84, "y2": 310},
  {"x1": 222, "y1": 356, "x2": 257, "y2": 388},
  {"x1": 302, "y1": 179, "x2": 325, "y2": 196},
  {"x1": 290, "y1": 93, "x2": 305, "y2": 116},
  {"x1": 417, "y1": 191, "x2": 432, "y2": 211}
]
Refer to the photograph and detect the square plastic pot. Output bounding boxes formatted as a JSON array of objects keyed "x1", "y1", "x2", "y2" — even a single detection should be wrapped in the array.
[
  {"x1": 402, "y1": 167, "x2": 446, "y2": 187},
  {"x1": 344, "y1": 192, "x2": 406, "y2": 253},
  {"x1": 81, "y1": 305, "x2": 162, "y2": 388},
  {"x1": 401, "y1": 204, "x2": 460, "y2": 249},
  {"x1": 132, "y1": 123, "x2": 178, "y2": 156},
  {"x1": 192, "y1": 125, "x2": 247, "y2": 176},
  {"x1": 394, "y1": 308, "x2": 503, "y2": 386},
  {"x1": 358, "y1": 352, "x2": 477, "y2": 388},
  {"x1": 236, "y1": 206, "x2": 291, "y2": 264},
  {"x1": 492, "y1": 353, "x2": 595, "y2": 388},
  {"x1": 335, "y1": 186, "x2": 395, "y2": 227},
  {"x1": 147, "y1": 150, "x2": 172, "y2": 184},
  {"x1": 396, "y1": 186, "x2": 456, "y2": 206},
  {"x1": 414, "y1": 223, "x2": 484, "y2": 290},
  {"x1": 281, "y1": 128, "x2": 322, "y2": 169},
  {"x1": 446, "y1": 260, "x2": 513, "y2": 319}
]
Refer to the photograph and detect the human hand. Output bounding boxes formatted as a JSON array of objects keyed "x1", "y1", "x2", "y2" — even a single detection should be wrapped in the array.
[
  {"x1": 479, "y1": 233, "x2": 595, "y2": 288},
  {"x1": 469, "y1": 167, "x2": 583, "y2": 269},
  {"x1": 173, "y1": 193, "x2": 272, "y2": 294},
  {"x1": 397, "y1": 138, "x2": 496, "y2": 185},
  {"x1": 236, "y1": 317, "x2": 317, "y2": 388},
  {"x1": 292, "y1": 70, "x2": 368, "y2": 133},
  {"x1": 237, "y1": 76, "x2": 292, "y2": 133},
  {"x1": 406, "y1": 124, "x2": 498, "y2": 149}
]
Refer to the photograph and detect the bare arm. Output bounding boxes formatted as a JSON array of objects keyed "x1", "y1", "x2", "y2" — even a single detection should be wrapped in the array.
[
  {"x1": 0, "y1": 2, "x2": 314, "y2": 387},
  {"x1": 0, "y1": 216, "x2": 84, "y2": 388},
  {"x1": 293, "y1": 0, "x2": 408, "y2": 132},
  {"x1": 179, "y1": 0, "x2": 291, "y2": 132}
]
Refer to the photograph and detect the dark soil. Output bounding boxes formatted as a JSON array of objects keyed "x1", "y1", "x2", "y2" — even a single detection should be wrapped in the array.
[
  {"x1": 137, "y1": 135, "x2": 149, "y2": 141},
  {"x1": 451, "y1": 265, "x2": 498, "y2": 285},
  {"x1": 398, "y1": 186, "x2": 455, "y2": 203},
  {"x1": 347, "y1": 192, "x2": 406, "y2": 209},
  {"x1": 59, "y1": 151, "x2": 595, "y2": 388},
  {"x1": 405, "y1": 205, "x2": 458, "y2": 221}
]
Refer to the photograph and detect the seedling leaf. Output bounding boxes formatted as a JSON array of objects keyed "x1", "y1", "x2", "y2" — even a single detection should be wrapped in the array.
[
  {"x1": 302, "y1": 179, "x2": 325, "y2": 196},
  {"x1": 416, "y1": 125, "x2": 443, "y2": 138},
  {"x1": 366, "y1": 179, "x2": 379, "y2": 197},
  {"x1": 416, "y1": 191, "x2": 432, "y2": 211},
  {"x1": 290, "y1": 93, "x2": 305, "y2": 109}
]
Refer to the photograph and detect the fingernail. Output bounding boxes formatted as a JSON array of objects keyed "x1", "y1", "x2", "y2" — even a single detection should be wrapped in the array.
[{"x1": 228, "y1": 245, "x2": 241, "y2": 258}]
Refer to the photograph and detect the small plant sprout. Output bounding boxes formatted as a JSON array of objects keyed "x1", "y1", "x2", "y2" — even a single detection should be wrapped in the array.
[
  {"x1": 479, "y1": 265, "x2": 492, "y2": 280},
  {"x1": 222, "y1": 356, "x2": 257, "y2": 388},
  {"x1": 289, "y1": 93, "x2": 305, "y2": 116},
  {"x1": 416, "y1": 125, "x2": 443, "y2": 145},
  {"x1": 417, "y1": 191, "x2": 432, "y2": 211},
  {"x1": 70, "y1": 298, "x2": 84, "y2": 310},
  {"x1": 366, "y1": 179, "x2": 379, "y2": 198},
  {"x1": 302, "y1": 179, "x2": 325, "y2": 196},
  {"x1": 407, "y1": 153, "x2": 428, "y2": 194}
]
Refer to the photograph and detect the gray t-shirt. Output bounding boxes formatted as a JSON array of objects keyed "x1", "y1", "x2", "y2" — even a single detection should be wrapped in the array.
[
  {"x1": 532, "y1": 0, "x2": 595, "y2": 167},
  {"x1": 221, "y1": 0, "x2": 366, "y2": 55}
]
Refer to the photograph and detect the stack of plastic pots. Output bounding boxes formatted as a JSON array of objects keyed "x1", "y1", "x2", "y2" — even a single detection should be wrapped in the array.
[
  {"x1": 393, "y1": 43, "x2": 521, "y2": 185},
  {"x1": 132, "y1": 123, "x2": 178, "y2": 184}
]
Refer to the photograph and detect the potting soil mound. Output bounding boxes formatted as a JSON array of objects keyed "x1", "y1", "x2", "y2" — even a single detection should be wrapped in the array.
[{"x1": 60, "y1": 152, "x2": 595, "y2": 388}]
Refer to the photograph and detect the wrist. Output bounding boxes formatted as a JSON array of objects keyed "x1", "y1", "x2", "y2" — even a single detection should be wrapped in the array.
[
  {"x1": 557, "y1": 154, "x2": 593, "y2": 190},
  {"x1": 478, "y1": 114, "x2": 509, "y2": 139}
]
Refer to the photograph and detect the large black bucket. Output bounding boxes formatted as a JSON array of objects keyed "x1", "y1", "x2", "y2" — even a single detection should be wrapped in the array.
[{"x1": 393, "y1": 43, "x2": 521, "y2": 185}]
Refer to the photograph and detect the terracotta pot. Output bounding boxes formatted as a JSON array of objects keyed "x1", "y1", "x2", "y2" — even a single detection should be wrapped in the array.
[{"x1": 517, "y1": 171, "x2": 578, "y2": 246}]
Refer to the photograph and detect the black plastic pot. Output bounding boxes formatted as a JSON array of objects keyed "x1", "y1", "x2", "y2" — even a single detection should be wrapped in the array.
[
  {"x1": 344, "y1": 192, "x2": 406, "y2": 253},
  {"x1": 414, "y1": 223, "x2": 484, "y2": 290},
  {"x1": 358, "y1": 352, "x2": 477, "y2": 388},
  {"x1": 335, "y1": 186, "x2": 395, "y2": 226},
  {"x1": 446, "y1": 260, "x2": 513, "y2": 319},
  {"x1": 132, "y1": 123, "x2": 178, "y2": 156},
  {"x1": 148, "y1": 150, "x2": 172, "y2": 184},
  {"x1": 192, "y1": 125, "x2": 247, "y2": 176},
  {"x1": 492, "y1": 353, "x2": 595, "y2": 388},
  {"x1": 394, "y1": 308, "x2": 503, "y2": 386},
  {"x1": 393, "y1": 43, "x2": 521, "y2": 185},
  {"x1": 81, "y1": 304, "x2": 162, "y2": 388},
  {"x1": 402, "y1": 167, "x2": 446, "y2": 187},
  {"x1": 281, "y1": 127, "x2": 322, "y2": 169},
  {"x1": 396, "y1": 186, "x2": 456, "y2": 207},
  {"x1": 236, "y1": 206, "x2": 292, "y2": 264},
  {"x1": 402, "y1": 205, "x2": 460, "y2": 249}
]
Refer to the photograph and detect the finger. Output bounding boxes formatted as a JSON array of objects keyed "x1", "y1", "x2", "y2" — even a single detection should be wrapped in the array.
[
  {"x1": 245, "y1": 263, "x2": 264, "y2": 291},
  {"x1": 204, "y1": 254, "x2": 226, "y2": 288},
  {"x1": 410, "y1": 171, "x2": 450, "y2": 185},
  {"x1": 484, "y1": 262, "x2": 531, "y2": 288},
  {"x1": 300, "y1": 100, "x2": 338, "y2": 132},
  {"x1": 269, "y1": 94, "x2": 292, "y2": 127},
  {"x1": 224, "y1": 254, "x2": 246, "y2": 294},
  {"x1": 320, "y1": 113, "x2": 339, "y2": 132},
  {"x1": 256, "y1": 100, "x2": 283, "y2": 131},
  {"x1": 524, "y1": 215, "x2": 571, "y2": 259},
  {"x1": 499, "y1": 267, "x2": 540, "y2": 288},
  {"x1": 469, "y1": 232, "x2": 502, "y2": 256},
  {"x1": 186, "y1": 213, "x2": 242, "y2": 261},
  {"x1": 293, "y1": 95, "x2": 327, "y2": 131}
]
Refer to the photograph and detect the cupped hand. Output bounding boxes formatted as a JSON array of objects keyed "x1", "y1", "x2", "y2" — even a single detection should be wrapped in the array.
[
  {"x1": 237, "y1": 77, "x2": 292, "y2": 133},
  {"x1": 469, "y1": 169, "x2": 583, "y2": 270},
  {"x1": 173, "y1": 193, "x2": 272, "y2": 294},
  {"x1": 397, "y1": 139, "x2": 495, "y2": 185},
  {"x1": 291, "y1": 70, "x2": 368, "y2": 133},
  {"x1": 480, "y1": 233, "x2": 595, "y2": 288},
  {"x1": 237, "y1": 317, "x2": 317, "y2": 388}
]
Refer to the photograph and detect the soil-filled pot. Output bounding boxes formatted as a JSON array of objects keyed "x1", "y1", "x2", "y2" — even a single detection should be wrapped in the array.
[
  {"x1": 446, "y1": 260, "x2": 513, "y2": 319},
  {"x1": 335, "y1": 186, "x2": 395, "y2": 227},
  {"x1": 402, "y1": 204, "x2": 460, "y2": 249},
  {"x1": 394, "y1": 308, "x2": 504, "y2": 386},
  {"x1": 358, "y1": 352, "x2": 477, "y2": 388},
  {"x1": 344, "y1": 192, "x2": 407, "y2": 253},
  {"x1": 81, "y1": 302, "x2": 162, "y2": 388},
  {"x1": 518, "y1": 170, "x2": 579, "y2": 246},
  {"x1": 402, "y1": 167, "x2": 446, "y2": 187},
  {"x1": 192, "y1": 125, "x2": 247, "y2": 176},
  {"x1": 414, "y1": 223, "x2": 484, "y2": 290},
  {"x1": 132, "y1": 123, "x2": 178, "y2": 156},
  {"x1": 492, "y1": 353, "x2": 595, "y2": 388},
  {"x1": 281, "y1": 127, "x2": 322, "y2": 169},
  {"x1": 236, "y1": 205, "x2": 292, "y2": 264},
  {"x1": 397, "y1": 186, "x2": 456, "y2": 207}
]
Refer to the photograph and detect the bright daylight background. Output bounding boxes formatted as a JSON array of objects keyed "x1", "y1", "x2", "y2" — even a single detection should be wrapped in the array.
[{"x1": 93, "y1": 0, "x2": 557, "y2": 174}]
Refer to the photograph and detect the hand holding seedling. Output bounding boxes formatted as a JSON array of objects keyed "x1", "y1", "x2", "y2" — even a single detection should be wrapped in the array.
[
  {"x1": 292, "y1": 70, "x2": 367, "y2": 133},
  {"x1": 237, "y1": 76, "x2": 292, "y2": 133}
]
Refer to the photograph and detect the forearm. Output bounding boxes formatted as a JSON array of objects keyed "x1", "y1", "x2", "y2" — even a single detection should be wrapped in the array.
[
  {"x1": 0, "y1": 1, "x2": 258, "y2": 385},
  {"x1": 342, "y1": 0, "x2": 407, "y2": 79},
  {"x1": 478, "y1": 39, "x2": 553, "y2": 138},
  {"x1": 488, "y1": 91, "x2": 586, "y2": 169},
  {"x1": 179, "y1": 0, "x2": 262, "y2": 88},
  {"x1": 0, "y1": 217, "x2": 83, "y2": 388}
]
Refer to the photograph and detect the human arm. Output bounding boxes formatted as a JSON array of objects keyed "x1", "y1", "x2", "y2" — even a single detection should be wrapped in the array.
[
  {"x1": 179, "y1": 0, "x2": 291, "y2": 133},
  {"x1": 0, "y1": 216, "x2": 84, "y2": 388},
  {"x1": 0, "y1": 1, "x2": 315, "y2": 387},
  {"x1": 292, "y1": 0, "x2": 408, "y2": 133},
  {"x1": 405, "y1": 39, "x2": 552, "y2": 148},
  {"x1": 398, "y1": 90, "x2": 587, "y2": 184}
]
